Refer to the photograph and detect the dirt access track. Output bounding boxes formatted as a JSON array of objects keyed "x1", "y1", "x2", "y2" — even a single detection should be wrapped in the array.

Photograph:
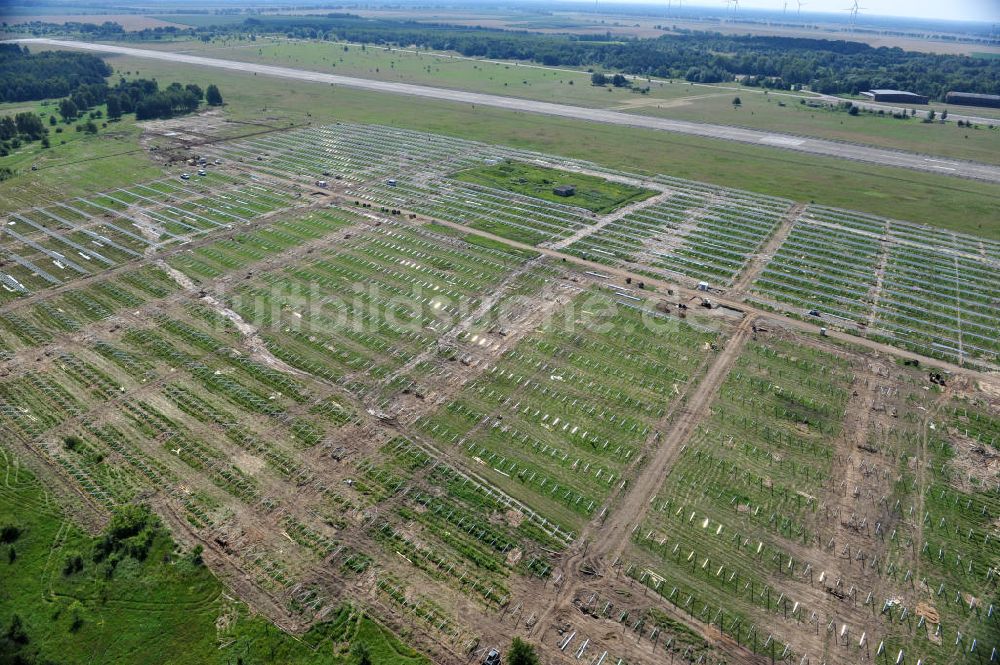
[
  {"x1": 3, "y1": 113, "x2": 998, "y2": 665},
  {"x1": 11, "y1": 38, "x2": 1000, "y2": 185}
]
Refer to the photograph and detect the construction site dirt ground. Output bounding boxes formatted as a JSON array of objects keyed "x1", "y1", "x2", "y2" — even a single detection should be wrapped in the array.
[{"x1": 3, "y1": 114, "x2": 998, "y2": 665}]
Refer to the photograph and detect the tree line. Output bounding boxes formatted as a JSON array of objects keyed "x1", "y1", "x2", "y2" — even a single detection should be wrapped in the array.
[
  {"x1": 0, "y1": 44, "x2": 223, "y2": 118},
  {"x1": 11, "y1": 14, "x2": 1000, "y2": 100},
  {"x1": 256, "y1": 18, "x2": 994, "y2": 100},
  {"x1": 0, "y1": 71, "x2": 222, "y2": 181},
  {"x1": 102, "y1": 79, "x2": 224, "y2": 121},
  {"x1": 0, "y1": 44, "x2": 112, "y2": 103},
  {"x1": 0, "y1": 111, "x2": 50, "y2": 165},
  {"x1": 105, "y1": 15, "x2": 1000, "y2": 100},
  {"x1": 76, "y1": 79, "x2": 223, "y2": 121}
]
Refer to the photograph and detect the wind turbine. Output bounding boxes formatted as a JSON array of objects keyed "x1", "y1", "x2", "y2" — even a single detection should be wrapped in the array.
[
  {"x1": 846, "y1": 0, "x2": 864, "y2": 30},
  {"x1": 797, "y1": 0, "x2": 806, "y2": 16},
  {"x1": 783, "y1": 1, "x2": 788, "y2": 14}
]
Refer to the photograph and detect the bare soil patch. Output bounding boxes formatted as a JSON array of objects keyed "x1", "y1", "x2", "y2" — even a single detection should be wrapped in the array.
[{"x1": 7, "y1": 14, "x2": 185, "y2": 31}]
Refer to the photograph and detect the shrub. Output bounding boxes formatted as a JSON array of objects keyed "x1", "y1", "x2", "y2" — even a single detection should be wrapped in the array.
[
  {"x1": 352, "y1": 642, "x2": 372, "y2": 665},
  {"x1": 6, "y1": 614, "x2": 28, "y2": 645},
  {"x1": 206, "y1": 84, "x2": 223, "y2": 106},
  {"x1": 68, "y1": 602, "x2": 84, "y2": 633},
  {"x1": 92, "y1": 504, "x2": 159, "y2": 570},
  {"x1": 63, "y1": 551, "x2": 84, "y2": 575},
  {"x1": 507, "y1": 638, "x2": 539, "y2": 665},
  {"x1": 0, "y1": 524, "x2": 20, "y2": 544}
]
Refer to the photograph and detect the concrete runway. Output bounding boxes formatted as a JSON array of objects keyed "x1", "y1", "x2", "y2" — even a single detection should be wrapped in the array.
[{"x1": 15, "y1": 38, "x2": 1000, "y2": 184}]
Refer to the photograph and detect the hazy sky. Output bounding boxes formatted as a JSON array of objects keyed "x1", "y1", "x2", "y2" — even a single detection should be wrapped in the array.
[
  {"x1": 760, "y1": 0, "x2": 997, "y2": 21},
  {"x1": 625, "y1": 0, "x2": 999, "y2": 22}
]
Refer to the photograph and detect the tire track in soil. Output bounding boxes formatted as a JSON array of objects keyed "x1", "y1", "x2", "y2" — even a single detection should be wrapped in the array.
[
  {"x1": 598, "y1": 314, "x2": 757, "y2": 562},
  {"x1": 530, "y1": 313, "x2": 758, "y2": 659},
  {"x1": 765, "y1": 355, "x2": 894, "y2": 664},
  {"x1": 731, "y1": 202, "x2": 804, "y2": 295}
]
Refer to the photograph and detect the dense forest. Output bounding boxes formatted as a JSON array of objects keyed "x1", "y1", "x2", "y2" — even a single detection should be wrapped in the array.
[
  {"x1": 0, "y1": 44, "x2": 113, "y2": 103},
  {"x1": 0, "y1": 76, "x2": 221, "y2": 180},
  {"x1": 0, "y1": 45, "x2": 222, "y2": 120},
  {"x1": 0, "y1": 45, "x2": 222, "y2": 121},
  {"x1": 9, "y1": 15, "x2": 1000, "y2": 99},
  {"x1": 0, "y1": 45, "x2": 222, "y2": 181}
]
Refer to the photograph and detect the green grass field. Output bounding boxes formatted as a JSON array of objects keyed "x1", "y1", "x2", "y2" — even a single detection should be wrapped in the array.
[
  {"x1": 0, "y1": 452, "x2": 427, "y2": 665},
  {"x1": 0, "y1": 99, "x2": 162, "y2": 215},
  {"x1": 92, "y1": 52, "x2": 1000, "y2": 239},
  {"x1": 453, "y1": 160, "x2": 656, "y2": 213},
  {"x1": 7, "y1": 47, "x2": 1000, "y2": 238},
  {"x1": 633, "y1": 93, "x2": 1000, "y2": 166},
  {"x1": 131, "y1": 36, "x2": 707, "y2": 109},
  {"x1": 4, "y1": 46, "x2": 1000, "y2": 240},
  {"x1": 126, "y1": 37, "x2": 1000, "y2": 164}
]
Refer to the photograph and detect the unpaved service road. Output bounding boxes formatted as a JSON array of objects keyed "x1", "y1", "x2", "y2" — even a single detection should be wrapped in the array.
[{"x1": 14, "y1": 38, "x2": 1000, "y2": 184}]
